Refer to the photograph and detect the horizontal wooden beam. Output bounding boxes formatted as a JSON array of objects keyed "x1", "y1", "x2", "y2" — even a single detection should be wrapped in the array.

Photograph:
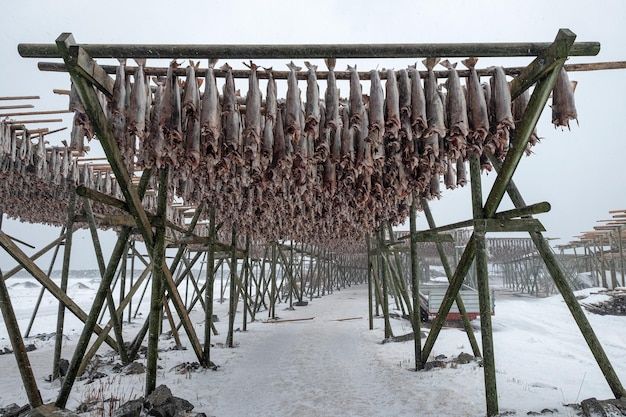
[
  {"x1": 36, "y1": 60, "x2": 623, "y2": 82},
  {"x1": 19, "y1": 32, "x2": 600, "y2": 60},
  {"x1": 476, "y1": 218, "x2": 546, "y2": 233}
]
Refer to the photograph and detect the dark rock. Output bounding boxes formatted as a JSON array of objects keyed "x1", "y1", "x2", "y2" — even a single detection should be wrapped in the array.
[
  {"x1": 142, "y1": 385, "x2": 195, "y2": 417},
  {"x1": 422, "y1": 360, "x2": 446, "y2": 371},
  {"x1": 25, "y1": 344, "x2": 36, "y2": 352},
  {"x1": 435, "y1": 354, "x2": 447, "y2": 360},
  {"x1": 172, "y1": 398, "x2": 194, "y2": 414},
  {"x1": 24, "y1": 403, "x2": 79, "y2": 417},
  {"x1": 122, "y1": 362, "x2": 146, "y2": 375},
  {"x1": 57, "y1": 359, "x2": 69, "y2": 377},
  {"x1": 294, "y1": 300, "x2": 308, "y2": 306},
  {"x1": 456, "y1": 352, "x2": 474, "y2": 364},
  {"x1": 112, "y1": 399, "x2": 143, "y2": 417},
  {"x1": 147, "y1": 403, "x2": 177, "y2": 417},
  {"x1": 0, "y1": 403, "x2": 29, "y2": 417},
  {"x1": 145, "y1": 385, "x2": 173, "y2": 409},
  {"x1": 580, "y1": 398, "x2": 607, "y2": 417}
]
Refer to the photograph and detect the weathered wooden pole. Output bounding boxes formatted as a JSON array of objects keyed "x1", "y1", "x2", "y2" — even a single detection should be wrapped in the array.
[
  {"x1": 19, "y1": 37, "x2": 600, "y2": 60},
  {"x1": 408, "y1": 197, "x2": 423, "y2": 370},
  {"x1": 367, "y1": 235, "x2": 374, "y2": 330},
  {"x1": 226, "y1": 226, "x2": 238, "y2": 348},
  {"x1": 53, "y1": 190, "x2": 76, "y2": 380},
  {"x1": 203, "y1": 206, "x2": 216, "y2": 365},
  {"x1": 469, "y1": 155, "x2": 498, "y2": 416},
  {"x1": 128, "y1": 241, "x2": 136, "y2": 323},
  {"x1": 0, "y1": 269, "x2": 43, "y2": 407},
  {"x1": 379, "y1": 230, "x2": 393, "y2": 339},
  {"x1": 145, "y1": 167, "x2": 169, "y2": 396},
  {"x1": 243, "y1": 235, "x2": 250, "y2": 330}
]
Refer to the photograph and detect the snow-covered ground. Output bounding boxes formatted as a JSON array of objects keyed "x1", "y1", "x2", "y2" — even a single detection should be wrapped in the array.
[{"x1": 1, "y1": 274, "x2": 625, "y2": 417}]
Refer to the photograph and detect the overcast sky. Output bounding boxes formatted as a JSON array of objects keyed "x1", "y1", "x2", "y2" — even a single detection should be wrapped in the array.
[{"x1": 1, "y1": 0, "x2": 625, "y2": 270}]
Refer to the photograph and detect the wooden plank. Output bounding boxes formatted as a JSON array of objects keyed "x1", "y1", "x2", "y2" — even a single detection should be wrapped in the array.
[
  {"x1": 0, "y1": 109, "x2": 71, "y2": 117},
  {"x1": 0, "y1": 96, "x2": 39, "y2": 100},
  {"x1": 263, "y1": 317, "x2": 315, "y2": 323},
  {"x1": 37, "y1": 59, "x2": 620, "y2": 82},
  {"x1": 479, "y1": 218, "x2": 546, "y2": 233},
  {"x1": 19, "y1": 36, "x2": 600, "y2": 59},
  {"x1": 4, "y1": 118, "x2": 63, "y2": 124},
  {"x1": 0, "y1": 104, "x2": 34, "y2": 110}
]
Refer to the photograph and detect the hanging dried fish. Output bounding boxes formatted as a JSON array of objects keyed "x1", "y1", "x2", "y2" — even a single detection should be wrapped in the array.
[
  {"x1": 285, "y1": 61, "x2": 302, "y2": 146},
  {"x1": 128, "y1": 59, "x2": 149, "y2": 139},
  {"x1": 221, "y1": 63, "x2": 243, "y2": 172},
  {"x1": 440, "y1": 60, "x2": 468, "y2": 160},
  {"x1": 408, "y1": 64, "x2": 427, "y2": 138},
  {"x1": 489, "y1": 66, "x2": 514, "y2": 158},
  {"x1": 143, "y1": 77, "x2": 165, "y2": 169},
  {"x1": 339, "y1": 105, "x2": 356, "y2": 188},
  {"x1": 462, "y1": 57, "x2": 489, "y2": 155},
  {"x1": 261, "y1": 67, "x2": 277, "y2": 172},
  {"x1": 368, "y1": 69, "x2": 385, "y2": 164},
  {"x1": 272, "y1": 101, "x2": 289, "y2": 172},
  {"x1": 183, "y1": 60, "x2": 202, "y2": 170},
  {"x1": 384, "y1": 68, "x2": 401, "y2": 142},
  {"x1": 162, "y1": 60, "x2": 183, "y2": 142},
  {"x1": 423, "y1": 58, "x2": 446, "y2": 138},
  {"x1": 397, "y1": 68, "x2": 416, "y2": 166},
  {"x1": 200, "y1": 59, "x2": 222, "y2": 157},
  {"x1": 304, "y1": 62, "x2": 321, "y2": 144},
  {"x1": 109, "y1": 59, "x2": 129, "y2": 164},
  {"x1": 243, "y1": 60, "x2": 262, "y2": 177},
  {"x1": 551, "y1": 67, "x2": 578, "y2": 130}
]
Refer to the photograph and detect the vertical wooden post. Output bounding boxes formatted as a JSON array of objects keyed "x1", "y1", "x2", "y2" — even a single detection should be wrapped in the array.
[
  {"x1": 145, "y1": 167, "x2": 169, "y2": 396},
  {"x1": 53, "y1": 190, "x2": 76, "y2": 380},
  {"x1": 366, "y1": 235, "x2": 374, "y2": 331},
  {"x1": 469, "y1": 155, "x2": 498, "y2": 416},
  {"x1": 128, "y1": 240, "x2": 135, "y2": 323},
  {"x1": 408, "y1": 196, "x2": 423, "y2": 369},
  {"x1": 379, "y1": 230, "x2": 393, "y2": 339},
  {"x1": 243, "y1": 235, "x2": 250, "y2": 331},
  {"x1": 227, "y1": 226, "x2": 238, "y2": 348},
  {"x1": 0, "y1": 269, "x2": 43, "y2": 407},
  {"x1": 270, "y1": 243, "x2": 278, "y2": 318}
]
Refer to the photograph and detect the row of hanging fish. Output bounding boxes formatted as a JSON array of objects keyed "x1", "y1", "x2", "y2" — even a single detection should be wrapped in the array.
[
  {"x1": 61, "y1": 58, "x2": 578, "y2": 245},
  {"x1": 0, "y1": 120, "x2": 186, "y2": 230}
]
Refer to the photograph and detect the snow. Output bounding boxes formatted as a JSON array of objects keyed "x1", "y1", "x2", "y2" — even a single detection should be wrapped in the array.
[{"x1": 1, "y1": 274, "x2": 625, "y2": 417}]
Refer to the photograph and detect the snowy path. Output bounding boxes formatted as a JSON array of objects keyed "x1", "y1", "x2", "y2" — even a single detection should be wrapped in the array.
[{"x1": 208, "y1": 290, "x2": 421, "y2": 416}]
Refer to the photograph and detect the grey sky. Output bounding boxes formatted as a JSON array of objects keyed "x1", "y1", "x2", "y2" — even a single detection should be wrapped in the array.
[{"x1": 1, "y1": 0, "x2": 625, "y2": 269}]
